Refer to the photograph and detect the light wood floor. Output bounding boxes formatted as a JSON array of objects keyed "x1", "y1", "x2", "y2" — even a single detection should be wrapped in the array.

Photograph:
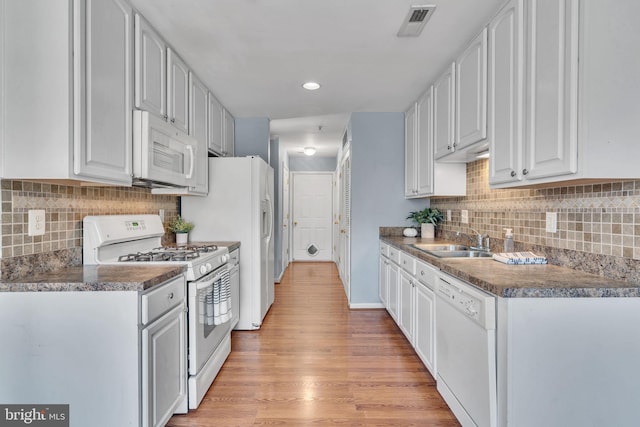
[{"x1": 169, "y1": 262, "x2": 460, "y2": 426}]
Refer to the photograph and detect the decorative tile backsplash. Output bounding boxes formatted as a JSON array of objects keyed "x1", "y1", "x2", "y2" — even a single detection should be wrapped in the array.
[
  {"x1": 431, "y1": 159, "x2": 640, "y2": 260},
  {"x1": 1, "y1": 180, "x2": 179, "y2": 278}
]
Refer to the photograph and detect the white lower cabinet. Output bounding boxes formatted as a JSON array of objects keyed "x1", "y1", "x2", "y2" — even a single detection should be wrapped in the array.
[
  {"x1": 379, "y1": 241, "x2": 437, "y2": 378},
  {"x1": 398, "y1": 269, "x2": 415, "y2": 343},
  {"x1": 414, "y1": 260, "x2": 437, "y2": 376}
]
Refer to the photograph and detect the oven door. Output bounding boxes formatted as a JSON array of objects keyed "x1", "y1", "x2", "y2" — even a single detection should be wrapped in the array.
[{"x1": 188, "y1": 267, "x2": 231, "y2": 376}]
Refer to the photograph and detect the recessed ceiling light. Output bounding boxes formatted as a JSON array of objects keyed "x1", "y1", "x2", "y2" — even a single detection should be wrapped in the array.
[
  {"x1": 302, "y1": 82, "x2": 321, "y2": 91},
  {"x1": 303, "y1": 147, "x2": 317, "y2": 156}
]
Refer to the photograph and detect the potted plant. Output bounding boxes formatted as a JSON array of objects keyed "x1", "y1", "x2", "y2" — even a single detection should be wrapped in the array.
[
  {"x1": 406, "y1": 208, "x2": 444, "y2": 239},
  {"x1": 168, "y1": 216, "x2": 194, "y2": 245}
]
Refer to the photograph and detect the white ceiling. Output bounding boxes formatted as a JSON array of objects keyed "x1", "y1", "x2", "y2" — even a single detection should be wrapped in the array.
[{"x1": 129, "y1": 0, "x2": 504, "y2": 158}]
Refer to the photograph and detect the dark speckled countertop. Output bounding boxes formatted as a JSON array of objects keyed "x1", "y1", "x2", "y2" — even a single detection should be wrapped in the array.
[
  {"x1": 382, "y1": 236, "x2": 640, "y2": 298},
  {"x1": 0, "y1": 265, "x2": 185, "y2": 292}
]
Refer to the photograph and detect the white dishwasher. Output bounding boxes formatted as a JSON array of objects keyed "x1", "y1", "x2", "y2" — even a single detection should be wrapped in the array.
[{"x1": 436, "y1": 274, "x2": 497, "y2": 427}]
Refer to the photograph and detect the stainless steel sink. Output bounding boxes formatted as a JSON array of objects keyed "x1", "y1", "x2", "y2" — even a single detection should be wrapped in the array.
[
  {"x1": 410, "y1": 243, "x2": 493, "y2": 258},
  {"x1": 427, "y1": 250, "x2": 493, "y2": 258},
  {"x1": 411, "y1": 243, "x2": 470, "y2": 251}
]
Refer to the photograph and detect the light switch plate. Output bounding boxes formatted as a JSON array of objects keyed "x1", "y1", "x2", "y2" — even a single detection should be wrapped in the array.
[
  {"x1": 546, "y1": 212, "x2": 557, "y2": 233},
  {"x1": 28, "y1": 209, "x2": 46, "y2": 236},
  {"x1": 461, "y1": 210, "x2": 469, "y2": 224},
  {"x1": 447, "y1": 209, "x2": 452, "y2": 222}
]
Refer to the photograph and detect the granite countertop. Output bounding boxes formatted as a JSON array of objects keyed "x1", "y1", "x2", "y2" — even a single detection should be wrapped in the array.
[
  {"x1": 381, "y1": 236, "x2": 640, "y2": 298},
  {"x1": 0, "y1": 265, "x2": 186, "y2": 292}
]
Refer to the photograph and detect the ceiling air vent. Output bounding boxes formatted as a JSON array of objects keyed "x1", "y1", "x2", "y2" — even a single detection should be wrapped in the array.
[{"x1": 397, "y1": 5, "x2": 436, "y2": 37}]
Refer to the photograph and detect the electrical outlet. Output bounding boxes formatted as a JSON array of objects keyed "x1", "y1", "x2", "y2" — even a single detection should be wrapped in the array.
[
  {"x1": 447, "y1": 209, "x2": 452, "y2": 222},
  {"x1": 159, "y1": 209, "x2": 165, "y2": 222},
  {"x1": 546, "y1": 212, "x2": 557, "y2": 233},
  {"x1": 461, "y1": 210, "x2": 469, "y2": 224},
  {"x1": 28, "y1": 209, "x2": 46, "y2": 236}
]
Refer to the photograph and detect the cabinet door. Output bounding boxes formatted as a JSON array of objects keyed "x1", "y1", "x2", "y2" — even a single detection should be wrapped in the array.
[
  {"x1": 433, "y1": 63, "x2": 456, "y2": 159},
  {"x1": 388, "y1": 261, "x2": 400, "y2": 322},
  {"x1": 523, "y1": 0, "x2": 578, "y2": 180},
  {"x1": 208, "y1": 93, "x2": 224, "y2": 154},
  {"x1": 188, "y1": 73, "x2": 209, "y2": 195},
  {"x1": 399, "y1": 269, "x2": 415, "y2": 344},
  {"x1": 404, "y1": 103, "x2": 417, "y2": 197},
  {"x1": 73, "y1": 0, "x2": 133, "y2": 185},
  {"x1": 223, "y1": 109, "x2": 235, "y2": 156},
  {"x1": 415, "y1": 282, "x2": 436, "y2": 376},
  {"x1": 489, "y1": 0, "x2": 524, "y2": 185},
  {"x1": 134, "y1": 15, "x2": 166, "y2": 119},
  {"x1": 379, "y1": 255, "x2": 389, "y2": 307},
  {"x1": 416, "y1": 87, "x2": 434, "y2": 196},
  {"x1": 141, "y1": 304, "x2": 187, "y2": 427},
  {"x1": 455, "y1": 28, "x2": 488, "y2": 150},
  {"x1": 167, "y1": 48, "x2": 189, "y2": 133}
]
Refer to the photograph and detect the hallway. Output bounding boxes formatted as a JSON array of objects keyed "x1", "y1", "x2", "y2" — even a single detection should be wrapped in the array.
[{"x1": 169, "y1": 262, "x2": 459, "y2": 426}]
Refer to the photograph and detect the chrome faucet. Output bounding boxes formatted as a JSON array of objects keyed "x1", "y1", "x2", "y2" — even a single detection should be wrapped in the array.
[{"x1": 470, "y1": 228, "x2": 490, "y2": 251}]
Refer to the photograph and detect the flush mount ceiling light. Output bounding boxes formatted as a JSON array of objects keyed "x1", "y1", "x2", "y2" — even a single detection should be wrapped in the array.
[
  {"x1": 302, "y1": 81, "x2": 321, "y2": 91},
  {"x1": 303, "y1": 147, "x2": 317, "y2": 156}
]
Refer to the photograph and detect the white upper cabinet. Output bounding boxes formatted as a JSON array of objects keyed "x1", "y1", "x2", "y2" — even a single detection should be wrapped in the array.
[
  {"x1": 404, "y1": 103, "x2": 417, "y2": 197},
  {"x1": 416, "y1": 91, "x2": 433, "y2": 195},
  {"x1": 2, "y1": 0, "x2": 133, "y2": 185},
  {"x1": 223, "y1": 109, "x2": 235, "y2": 157},
  {"x1": 135, "y1": 15, "x2": 191, "y2": 134},
  {"x1": 455, "y1": 28, "x2": 488, "y2": 151},
  {"x1": 522, "y1": 0, "x2": 578, "y2": 181},
  {"x1": 405, "y1": 87, "x2": 466, "y2": 198},
  {"x1": 167, "y1": 49, "x2": 190, "y2": 134},
  {"x1": 488, "y1": 0, "x2": 524, "y2": 185},
  {"x1": 134, "y1": 14, "x2": 166, "y2": 120},
  {"x1": 188, "y1": 72, "x2": 209, "y2": 195},
  {"x1": 207, "y1": 93, "x2": 224, "y2": 155},
  {"x1": 490, "y1": 0, "x2": 640, "y2": 188},
  {"x1": 433, "y1": 63, "x2": 456, "y2": 160}
]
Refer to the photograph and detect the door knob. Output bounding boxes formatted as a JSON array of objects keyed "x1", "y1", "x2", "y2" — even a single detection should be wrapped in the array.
[
  {"x1": 294, "y1": 221, "x2": 298, "y2": 226},
  {"x1": 283, "y1": 224, "x2": 287, "y2": 228}
]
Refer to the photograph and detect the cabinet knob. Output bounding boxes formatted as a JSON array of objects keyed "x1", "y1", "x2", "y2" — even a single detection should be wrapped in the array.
[
  {"x1": 522, "y1": 168, "x2": 529, "y2": 175},
  {"x1": 168, "y1": 292, "x2": 174, "y2": 299},
  {"x1": 510, "y1": 170, "x2": 517, "y2": 177}
]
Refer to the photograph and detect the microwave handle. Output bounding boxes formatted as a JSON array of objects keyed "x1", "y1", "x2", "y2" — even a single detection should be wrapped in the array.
[{"x1": 186, "y1": 145, "x2": 195, "y2": 180}]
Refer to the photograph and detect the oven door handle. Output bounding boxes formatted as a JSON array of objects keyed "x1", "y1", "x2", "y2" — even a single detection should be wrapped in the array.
[{"x1": 195, "y1": 271, "x2": 224, "y2": 290}]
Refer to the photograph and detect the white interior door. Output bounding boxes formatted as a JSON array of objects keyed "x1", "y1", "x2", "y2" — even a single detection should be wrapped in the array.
[
  {"x1": 282, "y1": 163, "x2": 291, "y2": 270},
  {"x1": 292, "y1": 172, "x2": 333, "y2": 261}
]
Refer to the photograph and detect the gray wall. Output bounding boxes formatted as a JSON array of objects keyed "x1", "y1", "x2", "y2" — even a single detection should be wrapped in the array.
[
  {"x1": 234, "y1": 117, "x2": 270, "y2": 162},
  {"x1": 349, "y1": 112, "x2": 427, "y2": 305},
  {"x1": 289, "y1": 156, "x2": 337, "y2": 172}
]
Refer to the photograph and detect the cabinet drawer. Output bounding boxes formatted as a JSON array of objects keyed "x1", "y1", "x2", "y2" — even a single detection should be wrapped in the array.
[
  {"x1": 416, "y1": 259, "x2": 438, "y2": 291},
  {"x1": 141, "y1": 275, "x2": 185, "y2": 325},
  {"x1": 399, "y1": 252, "x2": 416, "y2": 275},
  {"x1": 387, "y1": 246, "x2": 400, "y2": 264},
  {"x1": 379, "y1": 241, "x2": 389, "y2": 257}
]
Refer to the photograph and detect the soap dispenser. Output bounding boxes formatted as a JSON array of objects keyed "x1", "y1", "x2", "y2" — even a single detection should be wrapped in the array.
[{"x1": 503, "y1": 228, "x2": 514, "y2": 252}]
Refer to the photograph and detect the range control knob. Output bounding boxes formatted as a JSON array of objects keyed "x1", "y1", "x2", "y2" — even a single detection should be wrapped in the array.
[
  {"x1": 199, "y1": 265, "x2": 207, "y2": 275},
  {"x1": 205, "y1": 263, "x2": 212, "y2": 271},
  {"x1": 220, "y1": 254, "x2": 229, "y2": 264}
]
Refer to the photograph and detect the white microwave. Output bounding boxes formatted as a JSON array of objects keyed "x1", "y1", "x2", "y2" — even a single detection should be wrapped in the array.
[{"x1": 133, "y1": 110, "x2": 196, "y2": 188}]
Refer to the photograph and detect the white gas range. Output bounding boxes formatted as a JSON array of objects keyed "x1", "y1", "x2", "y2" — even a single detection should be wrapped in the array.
[{"x1": 83, "y1": 214, "x2": 235, "y2": 410}]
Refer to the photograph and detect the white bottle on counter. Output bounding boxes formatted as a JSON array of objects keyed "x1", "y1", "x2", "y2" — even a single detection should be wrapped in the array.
[{"x1": 503, "y1": 228, "x2": 514, "y2": 252}]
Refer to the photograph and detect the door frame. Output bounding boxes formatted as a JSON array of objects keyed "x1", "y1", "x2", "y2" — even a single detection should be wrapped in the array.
[{"x1": 290, "y1": 171, "x2": 335, "y2": 262}]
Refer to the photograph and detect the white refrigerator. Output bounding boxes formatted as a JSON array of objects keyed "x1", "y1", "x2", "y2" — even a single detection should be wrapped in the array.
[{"x1": 182, "y1": 156, "x2": 274, "y2": 330}]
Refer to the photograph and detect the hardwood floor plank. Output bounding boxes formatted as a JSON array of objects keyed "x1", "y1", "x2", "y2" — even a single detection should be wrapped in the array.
[{"x1": 168, "y1": 262, "x2": 459, "y2": 426}]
